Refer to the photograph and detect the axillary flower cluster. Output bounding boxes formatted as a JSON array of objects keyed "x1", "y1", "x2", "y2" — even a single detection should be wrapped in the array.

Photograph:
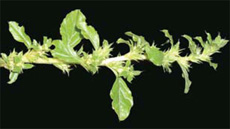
[{"x1": 0, "y1": 9, "x2": 228, "y2": 121}]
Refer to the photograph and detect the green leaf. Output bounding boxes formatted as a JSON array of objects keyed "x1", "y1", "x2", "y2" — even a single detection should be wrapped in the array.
[
  {"x1": 1, "y1": 53, "x2": 8, "y2": 62},
  {"x1": 178, "y1": 63, "x2": 192, "y2": 94},
  {"x1": 42, "y1": 36, "x2": 53, "y2": 51},
  {"x1": 75, "y1": 10, "x2": 100, "y2": 50},
  {"x1": 126, "y1": 70, "x2": 142, "y2": 83},
  {"x1": 110, "y1": 77, "x2": 133, "y2": 121},
  {"x1": 52, "y1": 10, "x2": 89, "y2": 64},
  {"x1": 12, "y1": 66, "x2": 23, "y2": 73},
  {"x1": 117, "y1": 38, "x2": 130, "y2": 45},
  {"x1": 145, "y1": 45, "x2": 164, "y2": 66},
  {"x1": 23, "y1": 64, "x2": 34, "y2": 69},
  {"x1": 14, "y1": 52, "x2": 23, "y2": 64},
  {"x1": 161, "y1": 29, "x2": 174, "y2": 45},
  {"x1": 43, "y1": 36, "x2": 52, "y2": 45},
  {"x1": 9, "y1": 21, "x2": 32, "y2": 48},
  {"x1": 183, "y1": 35, "x2": 199, "y2": 54},
  {"x1": 60, "y1": 10, "x2": 82, "y2": 48},
  {"x1": 125, "y1": 32, "x2": 140, "y2": 42},
  {"x1": 213, "y1": 34, "x2": 229, "y2": 48},
  {"x1": 125, "y1": 31, "x2": 148, "y2": 46},
  {"x1": 8, "y1": 72, "x2": 19, "y2": 84},
  {"x1": 53, "y1": 63, "x2": 71, "y2": 74},
  {"x1": 194, "y1": 36, "x2": 205, "y2": 48},
  {"x1": 0, "y1": 58, "x2": 5, "y2": 65},
  {"x1": 208, "y1": 61, "x2": 218, "y2": 70},
  {"x1": 162, "y1": 41, "x2": 181, "y2": 73},
  {"x1": 205, "y1": 32, "x2": 212, "y2": 44},
  {"x1": 51, "y1": 40, "x2": 81, "y2": 63}
]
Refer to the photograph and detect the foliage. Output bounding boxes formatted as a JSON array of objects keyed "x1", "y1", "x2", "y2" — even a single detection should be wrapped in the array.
[{"x1": 0, "y1": 9, "x2": 228, "y2": 121}]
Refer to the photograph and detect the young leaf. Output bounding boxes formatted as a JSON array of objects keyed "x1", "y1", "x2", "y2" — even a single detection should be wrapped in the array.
[
  {"x1": 177, "y1": 58, "x2": 192, "y2": 94},
  {"x1": 1, "y1": 53, "x2": 8, "y2": 62},
  {"x1": 125, "y1": 31, "x2": 149, "y2": 46},
  {"x1": 0, "y1": 58, "x2": 5, "y2": 67},
  {"x1": 212, "y1": 33, "x2": 229, "y2": 48},
  {"x1": 54, "y1": 63, "x2": 71, "y2": 74},
  {"x1": 179, "y1": 64, "x2": 192, "y2": 94},
  {"x1": 206, "y1": 32, "x2": 212, "y2": 44},
  {"x1": 23, "y1": 64, "x2": 34, "y2": 69},
  {"x1": 208, "y1": 61, "x2": 218, "y2": 70},
  {"x1": 9, "y1": 21, "x2": 32, "y2": 48},
  {"x1": 110, "y1": 77, "x2": 133, "y2": 121},
  {"x1": 194, "y1": 36, "x2": 205, "y2": 48},
  {"x1": 182, "y1": 35, "x2": 199, "y2": 55},
  {"x1": 117, "y1": 38, "x2": 130, "y2": 46},
  {"x1": 42, "y1": 36, "x2": 53, "y2": 51},
  {"x1": 161, "y1": 29, "x2": 174, "y2": 45},
  {"x1": 8, "y1": 72, "x2": 19, "y2": 84},
  {"x1": 75, "y1": 10, "x2": 100, "y2": 50}
]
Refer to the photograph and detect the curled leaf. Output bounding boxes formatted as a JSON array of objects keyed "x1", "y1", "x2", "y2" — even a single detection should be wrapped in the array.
[
  {"x1": 161, "y1": 29, "x2": 174, "y2": 45},
  {"x1": 75, "y1": 10, "x2": 100, "y2": 50},
  {"x1": 177, "y1": 60, "x2": 192, "y2": 94}
]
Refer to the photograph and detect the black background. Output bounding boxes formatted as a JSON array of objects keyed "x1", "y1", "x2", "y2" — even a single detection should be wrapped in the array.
[{"x1": 0, "y1": 1, "x2": 229, "y2": 128}]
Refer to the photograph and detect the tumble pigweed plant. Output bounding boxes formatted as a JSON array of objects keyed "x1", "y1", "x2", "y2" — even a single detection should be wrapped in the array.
[{"x1": 0, "y1": 9, "x2": 229, "y2": 121}]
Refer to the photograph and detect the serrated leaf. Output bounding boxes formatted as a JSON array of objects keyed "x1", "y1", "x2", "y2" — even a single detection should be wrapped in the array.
[
  {"x1": 145, "y1": 45, "x2": 164, "y2": 66},
  {"x1": 110, "y1": 77, "x2": 133, "y2": 121},
  {"x1": 9, "y1": 21, "x2": 32, "y2": 48},
  {"x1": 8, "y1": 72, "x2": 19, "y2": 84},
  {"x1": 75, "y1": 10, "x2": 100, "y2": 50}
]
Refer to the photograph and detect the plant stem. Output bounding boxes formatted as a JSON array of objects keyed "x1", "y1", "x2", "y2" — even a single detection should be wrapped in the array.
[
  {"x1": 27, "y1": 58, "x2": 63, "y2": 64},
  {"x1": 101, "y1": 56, "x2": 127, "y2": 65},
  {"x1": 26, "y1": 54, "x2": 147, "y2": 66}
]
